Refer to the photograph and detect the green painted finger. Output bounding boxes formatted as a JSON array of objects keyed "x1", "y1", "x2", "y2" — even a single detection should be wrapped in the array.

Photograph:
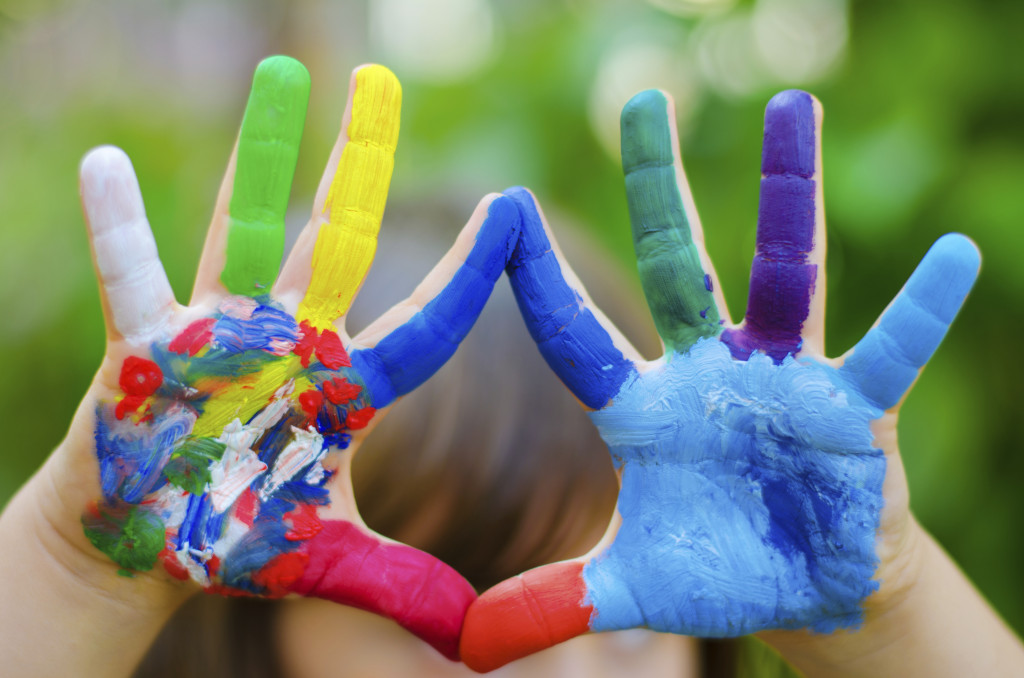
[
  {"x1": 621, "y1": 90, "x2": 720, "y2": 352},
  {"x1": 221, "y1": 56, "x2": 311, "y2": 296}
]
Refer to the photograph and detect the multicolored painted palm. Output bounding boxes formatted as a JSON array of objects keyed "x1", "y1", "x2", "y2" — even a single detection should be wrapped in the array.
[
  {"x1": 75, "y1": 56, "x2": 519, "y2": 660},
  {"x1": 460, "y1": 90, "x2": 980, "y2": 671}
]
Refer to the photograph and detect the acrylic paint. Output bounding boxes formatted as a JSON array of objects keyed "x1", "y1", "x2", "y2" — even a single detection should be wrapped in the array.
[
  {"x1": 221, "y1": 56, "x2": 310, "y2": 296},
  {"x1": 583, "y1": 338, "x2": 885, "y2": 636},
  {"x1": 298, "y1": 65, "x2": 402, "y2": 331},
  {"x1": 621, "y1": 90, "x2": 721, "y2": 353},
  {"x1": 504, "y1": 187, "x2": 633, "y2": 410},
  {"x1": 463, "y1": 88, "x2": 980, "y2": 671},
  {"x1": 722, "y1": 90, "x2": 819, "y2": 362},
  {"x1": 85, "y1": 193, "x2": 520, "y2": 661}
]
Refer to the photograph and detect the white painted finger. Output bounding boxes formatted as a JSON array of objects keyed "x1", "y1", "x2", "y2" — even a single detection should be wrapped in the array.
[{"x1": 80, "y1": 146, "x2": 177, "y2": 341}]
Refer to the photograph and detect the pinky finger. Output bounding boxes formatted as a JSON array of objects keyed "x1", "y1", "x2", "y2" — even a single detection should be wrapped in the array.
[
  {"x1": 80, "y1": 146, "x2": 177, "y2": 342},
  {"x1": 839, "y1": 233, "x2": 980, "y2": 410}
]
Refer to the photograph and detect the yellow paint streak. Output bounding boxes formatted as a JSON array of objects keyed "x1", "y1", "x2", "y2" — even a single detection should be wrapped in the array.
[
  {"x1": 298, "y1": 65, "x2": 401, "y2": 330},
  {"x1": 191, "y1": 355, "x2": 302, "y2": 438}
]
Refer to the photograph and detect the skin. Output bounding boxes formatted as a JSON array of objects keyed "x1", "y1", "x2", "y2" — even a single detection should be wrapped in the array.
[
  {"x1": 459, "y1": 90, "x2": 1024, "y2": 676},
  {"x1": 0, "y1": 56, "x2": 521, "y2": 675}
]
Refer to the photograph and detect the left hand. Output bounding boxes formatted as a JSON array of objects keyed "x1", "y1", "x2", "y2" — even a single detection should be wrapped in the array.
[{"x1": 460, "y1": 89, "x2": 980, "y2": 672}]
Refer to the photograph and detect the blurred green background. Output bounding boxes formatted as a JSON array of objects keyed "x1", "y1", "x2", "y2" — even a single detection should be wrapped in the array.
[{"x1": 0, "y1": 0, "x2": 1021, "y2": 655}]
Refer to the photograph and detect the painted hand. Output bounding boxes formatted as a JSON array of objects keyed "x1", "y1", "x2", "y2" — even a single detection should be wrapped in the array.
[
  {"x1": 72, "y1": 57, "x2": 519, "y2": 660},
  {"x1": 460, "y1": 90, "x2": 979, "y2": 671}
]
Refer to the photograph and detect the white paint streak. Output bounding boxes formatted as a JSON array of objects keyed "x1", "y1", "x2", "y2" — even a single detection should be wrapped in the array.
[
  {"x1": 209, "y1": 418, "x2": 268, "y2": 512},
  {"x1": 258, "y1": 426, "x2": 325, "y2": 501}
]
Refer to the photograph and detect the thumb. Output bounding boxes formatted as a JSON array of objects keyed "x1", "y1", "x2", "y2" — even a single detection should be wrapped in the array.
[
  {"x1": 460, "y1": 560, "x2": 594, "y2": 672},
  {"x1": 285, "y1": 520, "x2": 477, "y2": 661}
]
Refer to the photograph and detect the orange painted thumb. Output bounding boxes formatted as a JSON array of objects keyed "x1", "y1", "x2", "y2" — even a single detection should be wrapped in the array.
[{"x1": 460, "y1": 561, "x2": 593, "y2": 673}]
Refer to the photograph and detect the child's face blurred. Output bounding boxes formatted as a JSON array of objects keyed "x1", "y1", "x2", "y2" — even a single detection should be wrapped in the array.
[{"x1": 278, "y1": 597, "x2": 697, "y2": 677}]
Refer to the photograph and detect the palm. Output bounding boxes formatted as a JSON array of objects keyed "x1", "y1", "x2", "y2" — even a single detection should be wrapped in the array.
[
  {"x1": 586, "y1": 340, "x2": 885, "y2": 635},
  {"x1": 87, "y1": 296, "x2": 375, "y2": 592},
  {"x1": 73, "y1": 57, "x2": 519, "y2": 661},
  {"x1": 460, "y1": 89, "x2": 978, "y2": 672}
]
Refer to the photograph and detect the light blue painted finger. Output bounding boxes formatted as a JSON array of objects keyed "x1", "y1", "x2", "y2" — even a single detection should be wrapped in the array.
[
  {"x1": 504, "y1": 187, "x2": 635, "y2": 410},
  {"x1": 840, "y1": 234, "x2": 980, "y2": 410},
  {"x1": 350, "y1": 196, "x2": 521, "y2": 408}
]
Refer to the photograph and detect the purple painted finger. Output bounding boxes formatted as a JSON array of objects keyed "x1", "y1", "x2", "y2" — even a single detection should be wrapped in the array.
[{"x1": 722, "y1": 90, "x2": 821, "y2": 363}]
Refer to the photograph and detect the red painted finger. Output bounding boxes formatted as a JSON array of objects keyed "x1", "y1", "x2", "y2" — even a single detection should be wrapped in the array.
[
  {"x1": 287, "y1": 520, "x2": 477, "y2": 661},
  {"x1": 460, "y1": 561, "x2": 593, "y2": 673}
]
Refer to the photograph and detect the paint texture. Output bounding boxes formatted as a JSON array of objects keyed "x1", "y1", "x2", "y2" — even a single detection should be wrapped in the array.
[
  {"x1": 621, "y1": 90, "x2": 721, "y2": 352},
  {"x1": 461, "y1": 562, "x2": 593, "y2": 673},
  {"x1": 84, "y1": 193, "x2": 521, "y2": 658},
  {"x1": 585, "y1": 338, "x2": 885, "y2": 635},
  {"x1": 480, "y1": 89, "x2": 980, "y2": 671},
  {"x1": 504, "y1": 187, "x2": 633, "y2": 410},
  {"x1": 722, "y1": 90, "x2": 818, "y2": 362},
  {"x1": 221, "y1": 56, "x2": 310, "y2": 296},
  {"x1": 351, "y1": 195, "x2": 521, "y2": 408},
  {"x1": 839, "y1": 233, "x2": 980, "y2": 409},
  {"x1": 291, "y1": 520, "x2": 478, "y2": 661},
  {"x1": 87, "y1": 296, "x2": 370, "y2": 589},
  {"x1": 299, "y1": 65, "x2": 401, "y2": 330}
]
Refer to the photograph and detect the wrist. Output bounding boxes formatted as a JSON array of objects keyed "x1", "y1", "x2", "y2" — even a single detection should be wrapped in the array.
[
  {"x1": 760, "y1": 518, "x2": 1024, "y2": 677},
  {"x1": 0, "y1": 451, "x2": 193, "y2": 677}
]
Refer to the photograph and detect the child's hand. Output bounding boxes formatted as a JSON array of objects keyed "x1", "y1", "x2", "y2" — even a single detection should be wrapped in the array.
[
  {"x1": 33, "y1": 56, "x2": 518, "y2": 661},
  {"x1": 460, "y1": 89, "x2": 979, "y2": 672}
]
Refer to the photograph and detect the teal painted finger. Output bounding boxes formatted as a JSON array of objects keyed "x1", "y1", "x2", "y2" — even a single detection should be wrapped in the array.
[
  {"x1": 621, "y1": 90, "x2": 721, "y2": 353},
  {"x1": 221, "y1": 56, "x2": 311, "y2": 296}
]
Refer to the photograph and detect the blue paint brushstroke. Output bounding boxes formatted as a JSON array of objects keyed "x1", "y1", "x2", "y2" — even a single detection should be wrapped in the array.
[
  {"x1": 212, "y1": 303, "x2": 299, "y2": 353},
  {"x1": 352, "y1": 195, "x2": 520, "y2": 408},
  {"x1": 505, "y1": 187, "x2": 635, "y2": 409},
  {"x1": 584, "y1": 338, "x2": 886, "y2": 636},
  {"x1": 94, "y1": 405, "x2": 194, "y2": 503}
]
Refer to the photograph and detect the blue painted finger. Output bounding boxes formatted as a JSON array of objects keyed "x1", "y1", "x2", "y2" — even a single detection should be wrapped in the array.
[
  {"x1": 722, "y1": 90, "x2": 820, "y2": 363},
  {"x1": 504, "y1": 187, "x2": 634, "y2": 410},
  {"x1": 839, "y1": 234, "x2": 980, "y2": 410},
  {"x1": 350, "y1": 196, "x2": 521, "y2": 408}
]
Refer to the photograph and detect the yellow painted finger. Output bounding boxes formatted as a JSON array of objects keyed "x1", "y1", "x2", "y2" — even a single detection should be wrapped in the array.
[{"x1": 298, "y1": 65, "x2": 401, "y2": 330}]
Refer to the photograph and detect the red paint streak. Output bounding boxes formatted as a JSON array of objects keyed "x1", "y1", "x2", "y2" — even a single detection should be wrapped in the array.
[
  {"x1": 293, "y1": 322, "x2": 351, "y2": 369},
  {"x1": 290, "y1": 520, "x2": 477, "y2": 661},
  {"x1": 460, "y1": 561, "x2": 593, "y2": 673},
  {"x1": 252, "y1": 551, "x2": 309, "y2": 598},
  {"x1": 293, "y1": 320, "x2": 319, "y2": 367},
  {"x1": 234, "y1": 489, "x2": 259, "y2": 527},
  {"x1": 159, "y1": 542, "x2": 189, "y2": 581},
  {"x1": 315, "y1": 329, "x2": 351, "y2": 369},
  {"x1": 119, "y1": 356, "x2": 163, "y2": 396},
  {"x1": 345, "y1": 406, "x2": 376, "y2": 430},
  {"x1": 285, "y1": 503, "x2": 322, "y2": 541},
  {"x1": 322, "y1": 377, "x2": 361, "y2": 404},
  {"x1": 298, "y1": 389, "x2": 324, "y2": 423},
  {"x1": 115, "y1": 395, "x2": 147, "y2": 420},
  {"x1": 168, "y1": 318, "x2": 216, "y2": 356}
]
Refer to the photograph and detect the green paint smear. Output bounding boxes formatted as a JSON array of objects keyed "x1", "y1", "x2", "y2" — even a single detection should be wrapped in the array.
[
  {"x1": 621, "y1": 90, "x2": 721, "y2": 353},
  {"x1": 83, "y1": 505, "x2": 165, "y2": 575},
  {"x1": 221, "y1": 55, "x2": 311, "y2": 296},
  {"x1": 163, "y1": 437, "x2": 226, "y2": 495}
]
